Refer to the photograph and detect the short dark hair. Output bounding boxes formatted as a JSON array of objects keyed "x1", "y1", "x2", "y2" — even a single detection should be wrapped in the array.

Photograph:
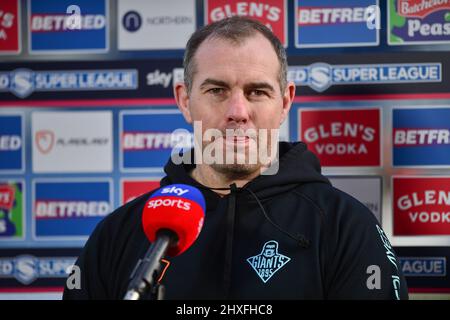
[{"x1": 183, "y1": 16, "x2": 287, "y2": 94}]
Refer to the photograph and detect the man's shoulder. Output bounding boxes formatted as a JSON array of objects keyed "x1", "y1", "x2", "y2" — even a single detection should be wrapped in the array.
[{"x1": 293, "y1": 181, "x2": 378, "y2": 224}]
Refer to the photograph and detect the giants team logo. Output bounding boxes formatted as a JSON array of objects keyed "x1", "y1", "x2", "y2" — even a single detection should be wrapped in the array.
[
  {"x1": 205, "y1": 0, "x2": 287, "y2": 46},
  {"x1": 393, "y1": 176, "x2": 450, "y2": 236},
  {"x1": 247, "y1": 240, "x2": 291, "y2": 283},
  {"x1": 298, "y1": 108, "x2": 381, "y2": 167}
]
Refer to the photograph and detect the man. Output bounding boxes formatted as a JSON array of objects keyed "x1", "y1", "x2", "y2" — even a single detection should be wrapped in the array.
[{"x1": 63, "y1": 17, "x2": 408, "y2": 300}]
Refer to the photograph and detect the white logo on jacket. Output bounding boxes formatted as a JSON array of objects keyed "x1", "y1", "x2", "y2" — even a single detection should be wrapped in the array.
[{"x1": 247, "y1": 240, "x2": 291, "y2": 283}]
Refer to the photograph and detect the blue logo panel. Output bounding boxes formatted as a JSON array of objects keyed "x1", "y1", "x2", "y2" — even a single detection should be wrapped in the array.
[
  {"x1": 0, "y1": 115, "x2": 23, "y2": 172},
  {"x1": 121, "y1": 111, "x2": 193, "y2": 171},
  {"x1": 30, "y1": 0, "x2": 108, "y2": 52},
  {"x1": 393, "y1": 108, "x2": 450, "y2": 166},
  {"x1": 33, "y1": 180, "x2": 112, "y2": 239},
  {"x1": 399, "y1": 257, "x2": 446, "y2": 277},
  {"x1": 295, "y1": 0, "x2": 378, "y2": 48}
]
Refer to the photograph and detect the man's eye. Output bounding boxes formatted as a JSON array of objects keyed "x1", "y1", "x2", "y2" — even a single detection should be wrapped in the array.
[
  {"x1": 208, "y1": 88, "x2": 225, "y2": 95},
  {"x1": 249, "y1": 89, "x2": 267, "y2": 97}
]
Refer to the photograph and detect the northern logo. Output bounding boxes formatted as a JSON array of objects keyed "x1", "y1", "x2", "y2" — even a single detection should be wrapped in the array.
[
  {"x1": 122, "y1": 11, "x2": 142, "y2": 32},
  {"x1": 247, "y1": 240, "x2": 291, "y2": 283}
]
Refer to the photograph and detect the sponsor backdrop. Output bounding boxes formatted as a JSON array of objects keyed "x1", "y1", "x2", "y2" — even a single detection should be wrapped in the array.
[{"x1": 0, "y1": 0, "x2": 449, "y2": 299}]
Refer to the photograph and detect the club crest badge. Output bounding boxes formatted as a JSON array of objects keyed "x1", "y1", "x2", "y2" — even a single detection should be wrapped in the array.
[{"x1": 246, "y1": 240, "x2": 291, "y2": 283}]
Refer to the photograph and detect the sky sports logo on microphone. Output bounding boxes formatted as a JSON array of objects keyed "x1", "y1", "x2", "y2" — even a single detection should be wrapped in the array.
[
  {"x1": 146, "y1": 186, "x2": 195, "y2": 211},
  {"x1": 147, "y1": 199, "x2": 191, "y2": 211},
  {"x1": 146, "y1": 185, "x2": 205, "y2": 213},
  {"x1": 142, "y1": 184, "x2": 205, "y2": 256}
]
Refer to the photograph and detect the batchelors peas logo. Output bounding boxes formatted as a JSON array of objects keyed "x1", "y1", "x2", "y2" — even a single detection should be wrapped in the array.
[{"x1": 247, "y1": 240, "x2": 291, "y2": 283}]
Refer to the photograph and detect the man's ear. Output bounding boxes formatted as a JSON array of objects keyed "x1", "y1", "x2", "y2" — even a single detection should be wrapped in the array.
[
  {"x1": 174, "y1": 82, "x2": 193, "y2": 124},
  {"x1": 280, "y1": 81, "x2": 296, "y2": 124}
]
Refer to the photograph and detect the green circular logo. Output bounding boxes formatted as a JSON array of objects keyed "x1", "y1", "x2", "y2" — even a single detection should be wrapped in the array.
[{"x1": 445, "y1": 12, "x2": 450, "y2": 22}]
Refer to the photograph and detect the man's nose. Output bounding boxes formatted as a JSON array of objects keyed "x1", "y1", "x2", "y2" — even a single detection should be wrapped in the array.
[{"x1": 225, "y1": 90, "x2": 250, "y2": 124}]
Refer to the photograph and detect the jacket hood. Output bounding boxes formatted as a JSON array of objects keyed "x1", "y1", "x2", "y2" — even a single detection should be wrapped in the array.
[{"x1": 161, "y1": 141, "x2": 330, "y2": 206}]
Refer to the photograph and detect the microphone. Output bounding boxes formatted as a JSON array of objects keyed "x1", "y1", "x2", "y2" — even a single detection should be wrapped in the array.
[{"x1": 123, "y1": 184, "x2": 205, "y2": 300}]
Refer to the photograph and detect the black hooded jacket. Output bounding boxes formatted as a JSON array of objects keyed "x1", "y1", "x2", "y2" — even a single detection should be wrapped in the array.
[{"x1": 63, "y1": 142, "x2": 408, "y2": 300}]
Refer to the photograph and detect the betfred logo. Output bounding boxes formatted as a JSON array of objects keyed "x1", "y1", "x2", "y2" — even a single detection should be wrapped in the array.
[
  {"x1": 0, "y1": 0, "x2": 20, "y2": 53},
  {"x1": 121, "y1": 179, "x2": 160, "y2": 204},
  {"x1": 122, "y1": 132, "x2": 192, "y2": 151},
  {"x1": 393, "y1": 177, "x2": 450, "y2": 236},
  {"x1": 299, "y1": 108, "x2": 380, "y2": 167},
  {"x1": 394, "y1": 129, "x2": 450, "y2": 146},
  {"x1": 205, "y1": 0, "x2": 287, "y2": 46},
  {"x1": 33, "y1": 180, "x2": 112, "y2": 239},
  {"x1": 397, "y1": 0, "x2": 450, "y2": 18},
  {"x1": 29, "y1": 0, "x2": 108, "y2": 53},
  {"x1": 295, "y1": 0, "x2": 379, "y2": 48},
  {"x1": 120, "y1": 111, "x2": 193, "y2": 171},
  {"x1": 393, "y1": 107, "x2": 450, "y2": 166},
  {"x1": 0, "y1": 115, "x2": 23, "y2": 173}
]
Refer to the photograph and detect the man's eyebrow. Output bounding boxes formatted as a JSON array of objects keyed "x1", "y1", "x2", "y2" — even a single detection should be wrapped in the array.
[
  {"x1": 199, "y1": 79, "x2": 276, "y2": 92},
  {"x1": 244, "y1": 82, "x2": 275, "y2": 92},
  {"x1": 199, "y1": 78, "x2": 230, "y2": 89}
]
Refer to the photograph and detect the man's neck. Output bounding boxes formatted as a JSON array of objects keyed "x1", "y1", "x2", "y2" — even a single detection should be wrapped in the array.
[{"x1": 190, "y1": 164, "x2": 260, "y2": 196}]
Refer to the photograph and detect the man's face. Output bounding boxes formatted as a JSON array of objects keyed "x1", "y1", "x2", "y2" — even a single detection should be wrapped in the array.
[
  {"x1": 263, "y1": 243, "x2": 277, "y2": 257},
  {"x1": 176, "y1": 33, "x2": 294, "y2": 177}
]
